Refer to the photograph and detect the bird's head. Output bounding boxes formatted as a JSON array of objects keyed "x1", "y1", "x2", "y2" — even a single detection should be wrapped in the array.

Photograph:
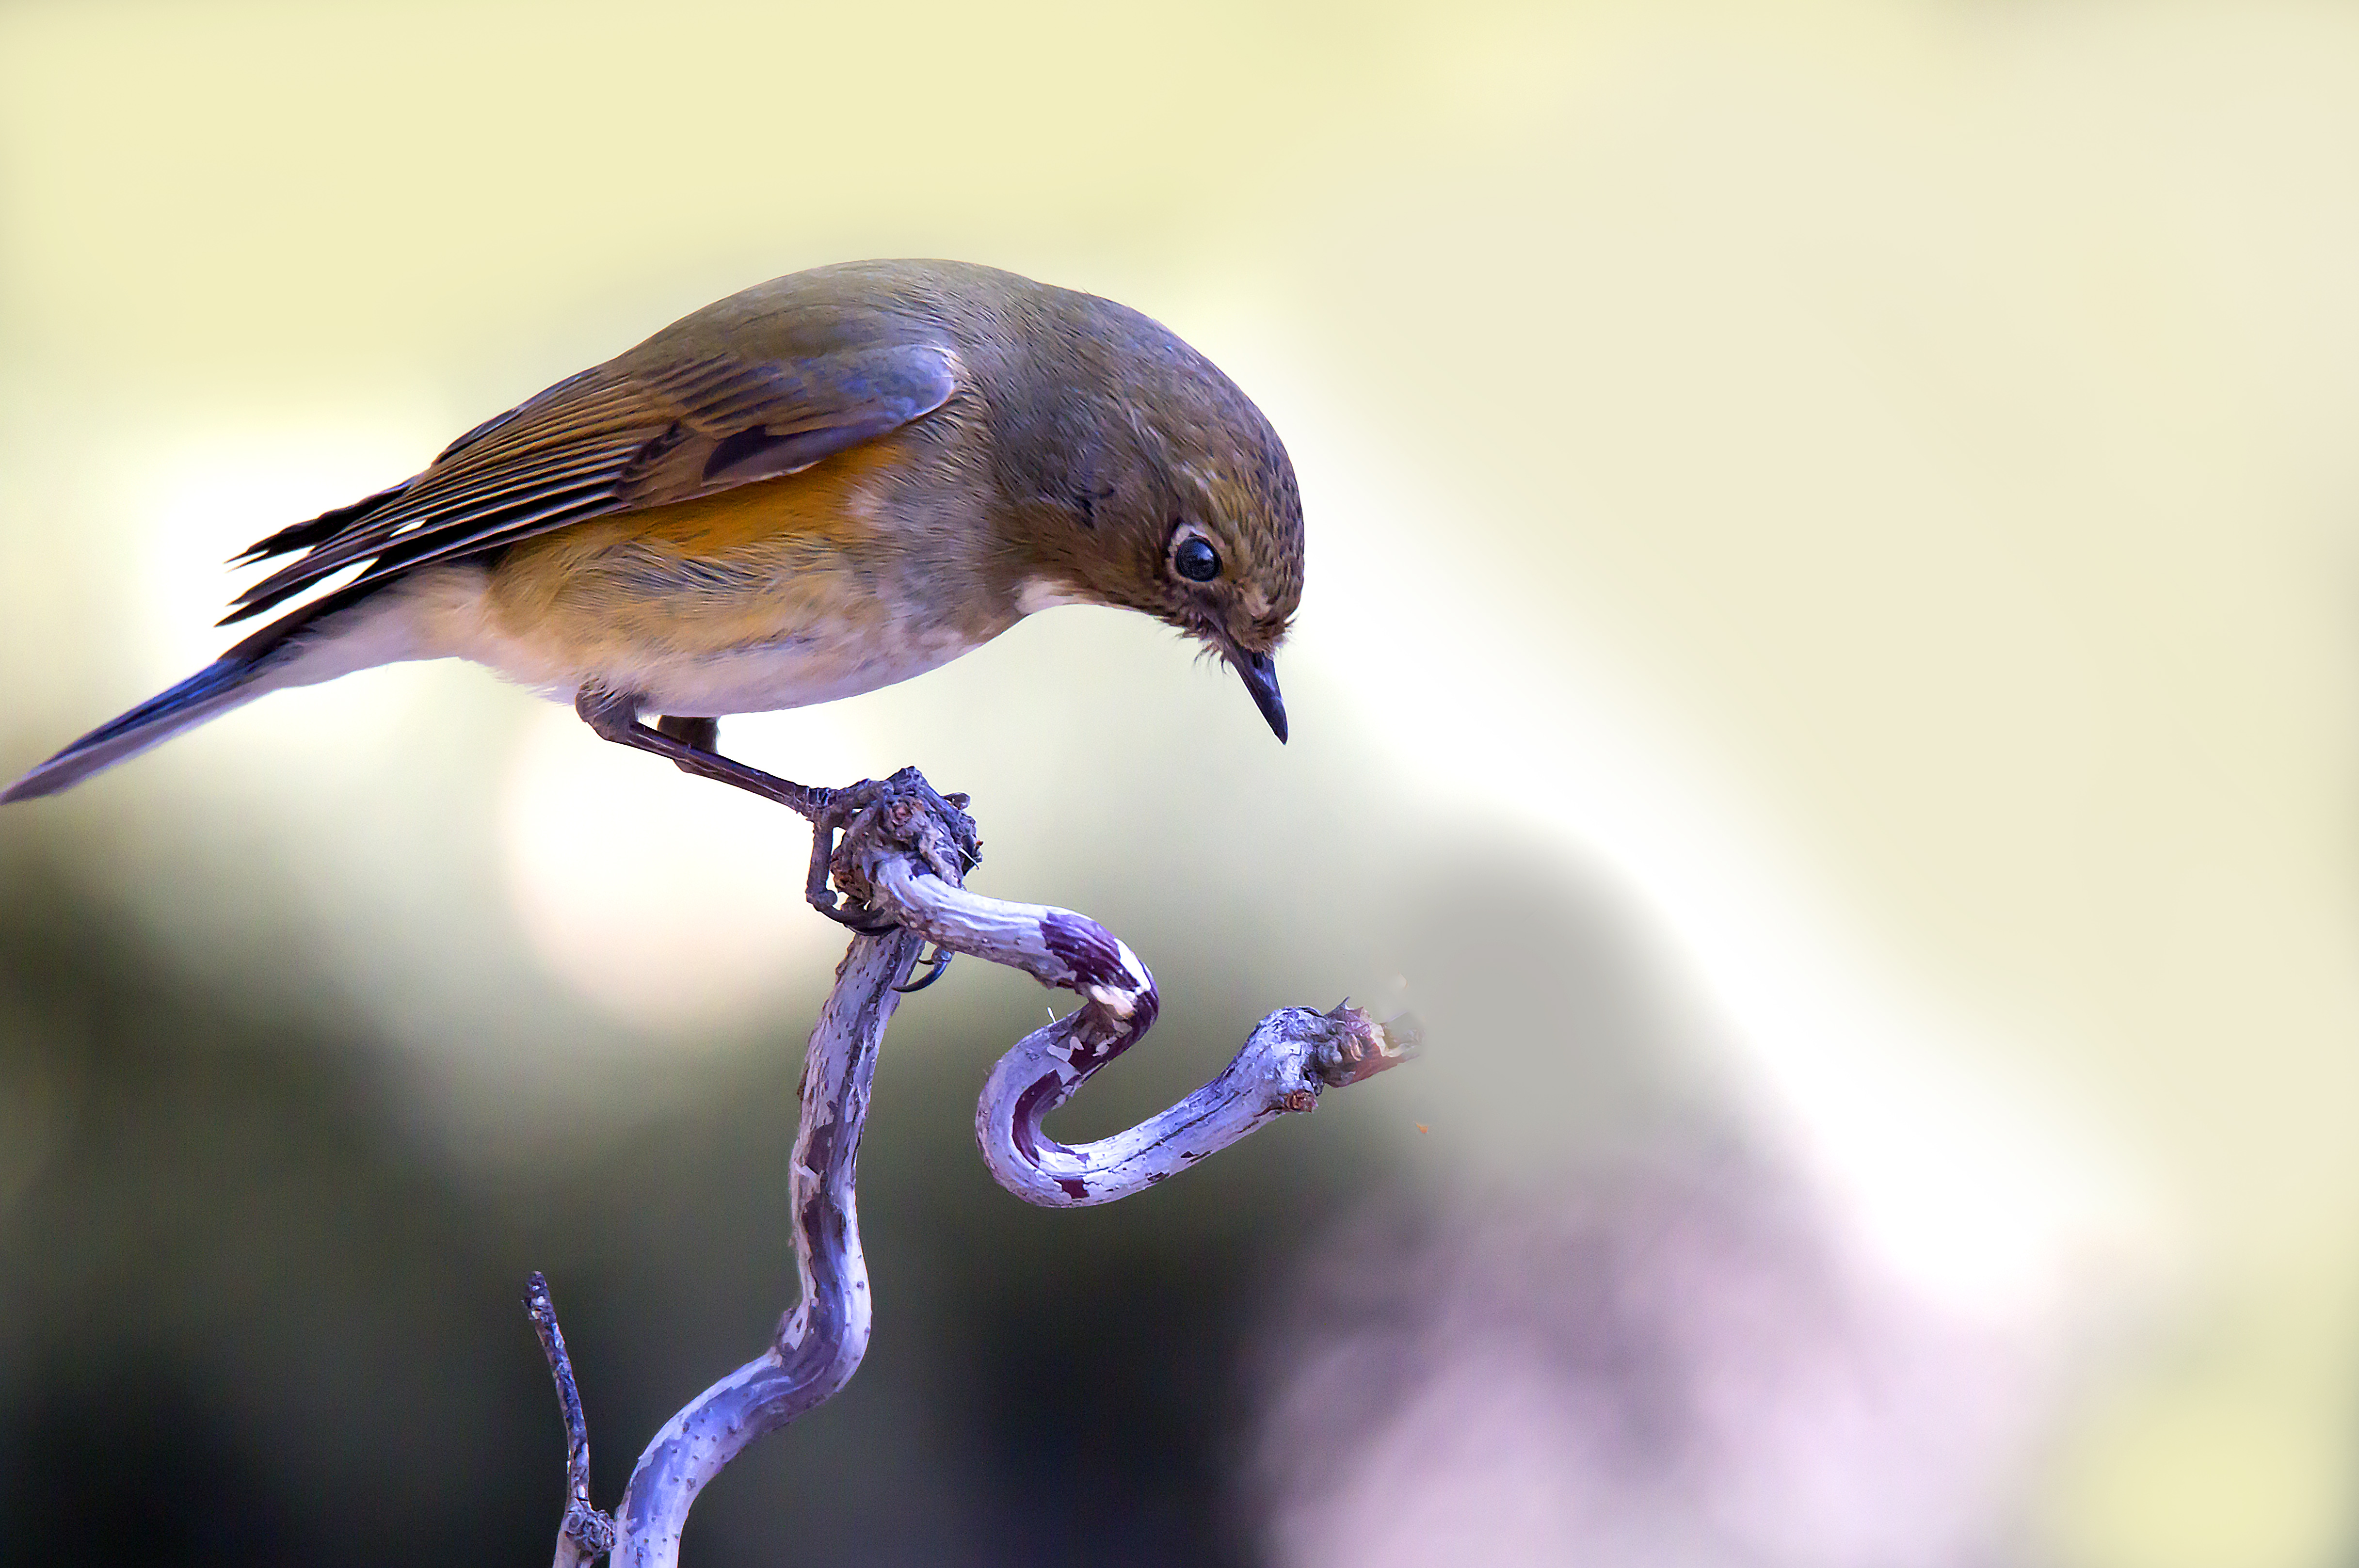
[{"x1": 998, "y1": 301, "x2": 1305, "y2": 742}]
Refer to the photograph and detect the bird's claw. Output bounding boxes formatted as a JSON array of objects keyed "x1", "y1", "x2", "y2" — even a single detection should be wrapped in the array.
[
  {"x1": 807, "y1": 890, "x2": 899, "y2": 937},
  {"x1": 800, "y1": 766, "x2": 981, "y2": 936},
  {"x1": 893, "y1": 944, "x2": 955, "y2": 993}
]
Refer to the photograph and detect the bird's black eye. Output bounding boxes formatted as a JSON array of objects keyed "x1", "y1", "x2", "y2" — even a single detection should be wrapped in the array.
[{"x1": 1175, "y1": 537, "x2": 1221, "y2": 582}]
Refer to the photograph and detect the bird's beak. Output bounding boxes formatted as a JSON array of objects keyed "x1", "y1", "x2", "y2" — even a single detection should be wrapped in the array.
[{"x1": 1227, "y1": 647, "x2": 1288, "y2": 743}]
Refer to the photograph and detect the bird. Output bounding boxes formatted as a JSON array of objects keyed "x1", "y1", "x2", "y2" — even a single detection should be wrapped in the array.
[{"x1": 1, "y1": 259, "x2": 1304, "y2": 917}]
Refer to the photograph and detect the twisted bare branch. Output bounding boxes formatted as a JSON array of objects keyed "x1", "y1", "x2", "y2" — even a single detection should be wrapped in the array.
[{"x1": 529, "y1": 768, "x2": 1411, "y2": 1564}]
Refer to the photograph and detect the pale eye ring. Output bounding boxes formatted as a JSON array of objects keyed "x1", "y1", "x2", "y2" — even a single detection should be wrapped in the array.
[{"x1": 1174, "y1": 536, "x2": 1221, "y2": 582}]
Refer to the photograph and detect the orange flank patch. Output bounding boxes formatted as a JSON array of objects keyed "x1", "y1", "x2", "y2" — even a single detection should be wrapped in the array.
[{"x1": 483, "y1": 441, "x2": 915, "y2": 662}]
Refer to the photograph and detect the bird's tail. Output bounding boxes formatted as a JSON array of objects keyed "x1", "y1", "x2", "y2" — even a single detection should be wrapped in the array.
[{"x1": 3, "y1": 583, "x2": 410, "y2": 804}]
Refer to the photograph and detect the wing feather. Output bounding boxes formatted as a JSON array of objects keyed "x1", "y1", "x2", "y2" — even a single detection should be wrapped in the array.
[{"x1": 222, "y1": 342, "x2": 957, "y2": 625}]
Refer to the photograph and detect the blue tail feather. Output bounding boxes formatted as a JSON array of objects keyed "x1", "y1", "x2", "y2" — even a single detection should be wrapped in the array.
[
  {"x1": 3, "y1": 656, "x2": 269, "y2": 803},
  {"x1": 3, "y1": 575, "x2": 389, "y2": 803}
]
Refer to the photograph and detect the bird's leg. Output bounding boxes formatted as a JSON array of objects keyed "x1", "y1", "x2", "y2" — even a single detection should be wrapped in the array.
[
  {"x1": 654, "y1": 713, "x2": 720, "y2": 756},
  {"x1": 574, "y1": 686, "x2": 982, "y2": 935},
  {"x1": 575, "y1": 685, "x2": 830, "y2": 818},
  {"x1": 577, "y1": 684, "x2": 886, "y2": 928}
]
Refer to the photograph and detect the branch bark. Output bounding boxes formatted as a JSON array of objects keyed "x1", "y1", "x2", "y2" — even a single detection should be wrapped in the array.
[
  {"x1": 529, "y1": 769, "x2": 1412, "y2": 1565},
  {"x1": 526, "y1": 1271, "x2": 618, "y2": 1568}
]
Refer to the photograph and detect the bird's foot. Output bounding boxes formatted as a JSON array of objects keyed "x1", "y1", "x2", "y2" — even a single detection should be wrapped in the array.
[{"x1": 804, "y1": 767, "x2": 981, "y2": 936}]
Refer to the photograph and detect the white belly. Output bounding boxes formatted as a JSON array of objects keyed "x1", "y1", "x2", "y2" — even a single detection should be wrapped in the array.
[
  {"x1": 321, "y1": 564, "x2": 1005, "y2": 718},
  {"x1": 622, "y1": 621, "x2": 995, "y2": 716}
]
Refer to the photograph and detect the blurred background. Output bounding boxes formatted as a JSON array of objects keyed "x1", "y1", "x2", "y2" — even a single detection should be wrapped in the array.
[{"x1": 2, "y1": 0, "x2": 2355, "y2": 1563}]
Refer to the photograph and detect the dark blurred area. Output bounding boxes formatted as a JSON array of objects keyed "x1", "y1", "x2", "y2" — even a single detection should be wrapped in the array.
[
  {"x1": 0, "y1": 803, "x2": 2058, "y2": 1567},
  {"x1": 0, "y1": 831, "x2": 1393, "y2": 1566}
]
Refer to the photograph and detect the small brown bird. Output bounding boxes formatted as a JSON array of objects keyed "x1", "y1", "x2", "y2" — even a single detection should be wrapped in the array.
[{"x1": 2, "y1": 260, "x2": 1304, "y2": 904}]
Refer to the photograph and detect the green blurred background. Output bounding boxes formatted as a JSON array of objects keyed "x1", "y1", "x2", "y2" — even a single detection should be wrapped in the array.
[{"x1": 3, "y1": 1, "x2": 2357, "y2": 1564}]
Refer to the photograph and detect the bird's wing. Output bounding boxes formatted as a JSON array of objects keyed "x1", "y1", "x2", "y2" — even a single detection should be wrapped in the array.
[{"x1": 222, "y1": 342, "x2": 959, "y2": 624}]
